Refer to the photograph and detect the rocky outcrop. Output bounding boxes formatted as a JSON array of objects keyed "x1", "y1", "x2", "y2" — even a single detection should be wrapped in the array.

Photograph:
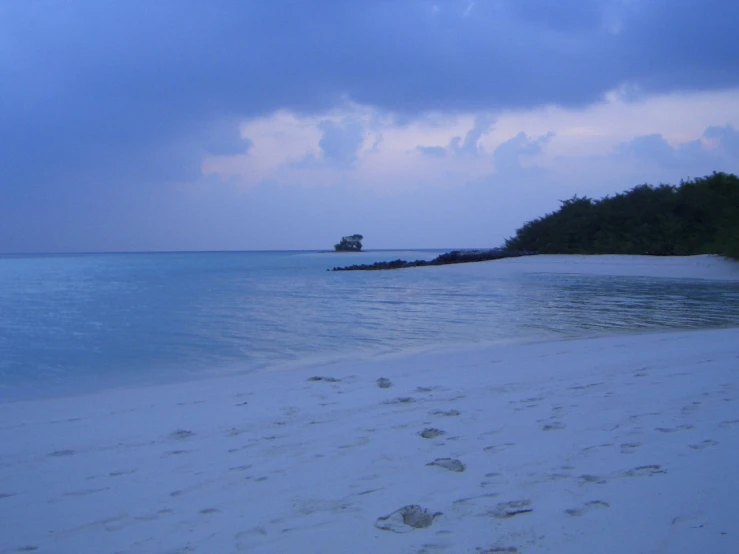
[{"x1": 330, "y1": 249, "x2": 535, "y2": 271}]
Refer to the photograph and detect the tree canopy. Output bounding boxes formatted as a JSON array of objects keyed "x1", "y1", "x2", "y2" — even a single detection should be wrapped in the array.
[
  {"x1": 334, "y1": 234, "x2": 364, "y2": 252},
  {"x1": 504, "y1": 172, "x2": 739, "y2": 260}
]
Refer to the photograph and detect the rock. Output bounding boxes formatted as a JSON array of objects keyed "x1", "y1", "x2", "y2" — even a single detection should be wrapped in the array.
[
  {"x1": 375, "y1": 505, "x2": 441, "y2": 532},
  {"x1": 427, "y1": 458, "x2": 465, "y2": 472},
  {"x1": 331, "y1": 249, "x2": 537, "y2": 271},
  {"x1": 377, "y1": 377, "x2": 392, "y2": 388}
]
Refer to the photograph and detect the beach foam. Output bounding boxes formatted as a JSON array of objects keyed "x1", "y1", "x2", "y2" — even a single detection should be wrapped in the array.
[{"x1": 1, "y1": 327, "x2": 738, "y2": 553}]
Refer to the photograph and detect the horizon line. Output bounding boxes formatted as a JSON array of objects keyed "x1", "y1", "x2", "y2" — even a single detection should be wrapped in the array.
[{"x1": 0, "y1": 247, "x2": 490, "y2": 257}]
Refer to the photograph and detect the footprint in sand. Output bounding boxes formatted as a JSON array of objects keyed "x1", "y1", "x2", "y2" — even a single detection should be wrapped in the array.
[
  {"x1": 620, "y1": 442, "x2": 640, "y2": 454},
  {"x1": 689, "y1": 439, "x2": 718, "y2": 450},
  {"x1": 169, "y1": 429, "x2": 195, "y2": 440},
  {"x1": 375, "y1": 505, "x2": 442, "y2": 532},
  {"x1": 419, "y1": 428, "x2": 445, "y2": 439},
  {"x1": 227, "y1": 427, "x2": 249, "y2": 437},
  {"x1": 542, "y1": 422, "x2": 566, "y2": 431},
  {"x1": 671, "y1": 513, "x2": 707, "y2": 529},
  {"x1": 480, "y1": 473, "x2": 503, "y2": 488},
  {"x1": 522, "y1": 396, "x2": 545, "y2": 403},
  {"x1": 377, "y1": 377, "x2": 392, "y2": 388},
  {"x1": 570, "y1": 382, "x2": 603, "y2": 391},
  {"x1": 622, "y1": 464, "x2": 667, "y2": 477},
  {"x1": 48, "y1": 449, "x2": 76, "y2": 457},
  {"x1": 383, "y1": 397, "x2": 416, "y2": 405},
  {"x1": 655, "y1": 424, "x2": 695, "y2": 433},
  {"x1": 580, "y1": 443, "x2": 614, "y2": 454},
  {"x1": 579, "y1": 474, "x2": 608, "y2": 485},
  {"x1": 109, "y1": 469, "x2": 137, "y2": 477},
  {"x1": 565, "y1": 500, "x2": 610, "y2": 516},
  {"x1": 427, "y1": 458, "x2": 465, "y2": 472},
  {"x1": 476, "y1": 548, "x2": 518, "y2": 553},
  {"x1": 430, "y1": 409, "x2": 460, "y2": 417},
  {"x1": 234, "y1": 527, "x2": 268, "y2": 552},
  {"x1": 491, "y1": 500, "x2": 533, "y2": 519},
  {"x1": 162, "y1": 449, "x2": 190, "y2": 457},
  {"x1": 62, "y1": 487, "x2": 110, "y2": 497},
  {"x1": 483, "y1": 443, "x2": 516, "y2": 454},
  {"x1": 452, "y1": 492, "x2": 500, "y2": 511},
  {"x1": 307, "y1": 376, "x2": 341, "y2": 383}
]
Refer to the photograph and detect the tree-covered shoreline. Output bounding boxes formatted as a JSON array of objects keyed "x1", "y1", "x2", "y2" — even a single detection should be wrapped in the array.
[
  {"x1": 332, "y1": 172, "x2": 738, "y2": 271},
  {"x1": 504, "y1": 172, "x2": 739, "y2": 260}
]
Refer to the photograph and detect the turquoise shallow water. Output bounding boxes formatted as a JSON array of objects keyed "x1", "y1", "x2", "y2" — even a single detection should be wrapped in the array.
[{"x1": 1, "y1": 250, "x2": 738, "y2": 401}]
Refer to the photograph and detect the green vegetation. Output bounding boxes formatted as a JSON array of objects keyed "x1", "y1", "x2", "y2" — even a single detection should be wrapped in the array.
[
  {"x1": 504, "y1": 172, "x2": 739, "y2": 260},
  {"x1": 334, "y1": 234, "x2": 364, "y2": 252}
]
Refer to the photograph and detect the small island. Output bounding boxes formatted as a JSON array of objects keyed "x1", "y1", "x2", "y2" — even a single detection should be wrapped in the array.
[{"x1": 334, "y1": 234, "x2": 364, "y2": 252}]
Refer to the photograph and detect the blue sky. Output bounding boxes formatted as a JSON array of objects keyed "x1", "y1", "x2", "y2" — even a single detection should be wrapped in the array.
[{"x1": 1, "y1": 1, "x2": 739, "y2": 252}]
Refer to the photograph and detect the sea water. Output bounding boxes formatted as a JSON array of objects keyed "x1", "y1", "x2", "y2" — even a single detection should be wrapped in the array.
[{"x1": 1, "y1": 250, "x2": 738, "y2": 401}]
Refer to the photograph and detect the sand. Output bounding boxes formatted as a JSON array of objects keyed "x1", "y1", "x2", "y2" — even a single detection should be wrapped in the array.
[{"x1": 1, "y1": 255, "x2": 738, "y2": 553}]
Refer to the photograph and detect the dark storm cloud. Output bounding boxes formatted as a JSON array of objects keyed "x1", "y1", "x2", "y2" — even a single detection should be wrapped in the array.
[
  {"x1": 2, "y1": 1, "x2": 737, "y2": 167},
  {"x1": 1, "y1": 0, "x2": 738, "y2": 251}
]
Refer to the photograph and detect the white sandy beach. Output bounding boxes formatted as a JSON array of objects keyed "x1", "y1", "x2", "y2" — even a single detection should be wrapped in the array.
[{"x1": 1, "y1": 256, "x2": 738, "y2": 554}]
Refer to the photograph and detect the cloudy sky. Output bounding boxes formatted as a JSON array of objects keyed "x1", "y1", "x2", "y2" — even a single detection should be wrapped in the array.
[{"x1": 2, "y1": 1, "x2": 739, "y2": 253}]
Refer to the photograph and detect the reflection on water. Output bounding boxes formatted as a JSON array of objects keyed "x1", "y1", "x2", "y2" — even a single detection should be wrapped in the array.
[{"x1": 1, "y1": 251, "x2": 738, "y2": 399}]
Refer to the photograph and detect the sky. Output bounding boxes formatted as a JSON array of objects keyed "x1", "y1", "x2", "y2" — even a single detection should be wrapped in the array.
[{"x1": 1, "y1": 1, "x2": 739, "y2": 253}]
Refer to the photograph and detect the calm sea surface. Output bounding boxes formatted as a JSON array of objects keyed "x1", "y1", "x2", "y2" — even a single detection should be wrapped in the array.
[{"x1": 1, "y1": 250, "x2": 739, "y2": 401}]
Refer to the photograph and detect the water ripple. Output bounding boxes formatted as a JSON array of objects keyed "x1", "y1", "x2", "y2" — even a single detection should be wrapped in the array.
[{"x1": 1, "y1": 251, "x2": 738, "y2": 400}]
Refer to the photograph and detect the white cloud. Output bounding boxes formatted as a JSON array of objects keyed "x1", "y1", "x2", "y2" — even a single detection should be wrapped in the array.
[{"x1": 201, "y1": 86, "x2": 739, "y2": 196}]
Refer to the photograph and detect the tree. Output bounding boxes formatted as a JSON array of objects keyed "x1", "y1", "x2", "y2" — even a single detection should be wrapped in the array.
[
  {"x1": 504, "y1": 173, "x2": 739, "y2": 260},
  {"x1": 334, "y1": 234, "x2": 364, "y2": 252}
]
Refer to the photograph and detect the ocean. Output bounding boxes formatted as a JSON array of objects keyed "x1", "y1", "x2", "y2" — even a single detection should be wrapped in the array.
[{"x1": 1, "y1": 250, "x2": 738, "y2": 402}]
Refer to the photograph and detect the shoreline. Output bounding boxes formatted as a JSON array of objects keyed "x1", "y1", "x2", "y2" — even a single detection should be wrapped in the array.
[
  {"x1": 1, "y1": 327, "x2": 738, "y2": 553},
  {"x1": 332, "y1": 252, "x2": 739, "y2": 279},
  {"x1": 428, "y1": 253, "x2": 739, "y2": 283}
]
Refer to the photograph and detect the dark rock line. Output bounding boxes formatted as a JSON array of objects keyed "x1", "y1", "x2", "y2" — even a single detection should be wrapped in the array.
[{"x1": 330, "y1": 249, "x2": 536, "y2": 271}]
